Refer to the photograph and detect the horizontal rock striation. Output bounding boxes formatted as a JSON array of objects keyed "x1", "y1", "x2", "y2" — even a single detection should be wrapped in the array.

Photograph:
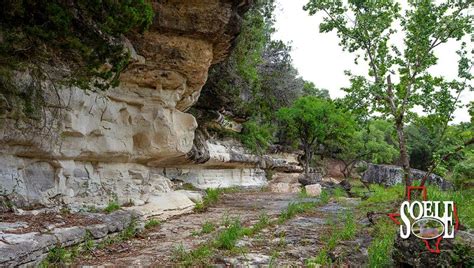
[
  {"x1": 362, "y1": 164, "x2": 454, "y2": 190},
  {"x1": 0, "y1": 0, "x2": 267, "y2": 210}
]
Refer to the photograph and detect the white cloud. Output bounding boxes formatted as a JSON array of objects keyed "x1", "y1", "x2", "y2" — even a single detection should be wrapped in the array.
[{"x1": 273, "y1": 0, "x2": 473, "y2": 123}]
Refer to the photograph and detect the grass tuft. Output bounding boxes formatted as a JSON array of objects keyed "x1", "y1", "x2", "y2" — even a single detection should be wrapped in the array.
[
  {"x1": 144, "y1": 219, "x2": 161, "y2": 229},
  {"x1": 104, "y1": 200, "x2": 121, "y2": 213}
]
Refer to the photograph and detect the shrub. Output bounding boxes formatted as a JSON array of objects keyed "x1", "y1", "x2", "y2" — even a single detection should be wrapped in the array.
[
  {"x1": 240, "y1": 119, "x2": 274, "y2": 154},
  {"x1": 145, "y1": 219, "x2": 161, "y2": 229}
]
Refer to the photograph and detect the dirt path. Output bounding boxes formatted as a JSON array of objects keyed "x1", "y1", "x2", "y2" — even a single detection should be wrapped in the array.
[{"x1": 75, "y1": 191, "x2": 367, "y2": 267}]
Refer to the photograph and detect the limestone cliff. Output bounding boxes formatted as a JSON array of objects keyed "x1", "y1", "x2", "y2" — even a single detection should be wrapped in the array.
[
  {"x1": 0, "y1": 0, "x2": 302, "y2": 215},
  {"x1": 0, "y1": 0, "x2": 247, "y2": 209}
]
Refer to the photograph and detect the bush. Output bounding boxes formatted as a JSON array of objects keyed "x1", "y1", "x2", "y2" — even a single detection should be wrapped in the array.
[
  {"x1": 452, "y1": 157, "x2": 474, "y2": 189},
  {"x1": 240, "y1": 119, "x2": 274, "y2": 154}
]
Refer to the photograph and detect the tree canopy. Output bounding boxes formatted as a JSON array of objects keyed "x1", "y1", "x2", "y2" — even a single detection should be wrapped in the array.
[
  {"x1": 304, "y1": 0, "x2": 474, "y2": 190},
  {"x1": 277, "y1": 96, "x2": 355, "y2": 174}
]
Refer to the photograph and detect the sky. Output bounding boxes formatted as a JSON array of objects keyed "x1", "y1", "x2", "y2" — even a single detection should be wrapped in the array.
[{"x1": 272, "y1": 0, "x2": 473, "y2": 123}]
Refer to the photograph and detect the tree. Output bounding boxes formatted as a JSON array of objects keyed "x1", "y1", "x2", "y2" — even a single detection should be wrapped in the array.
[
  {"x1": 302, "y1": 81, "x2": 330, "y2": 99},
  {"x1": 305, "y1": 0, "x2": 473, "y2": 192},
  {"x1": 277, "y1": 96, "x2": 355, "y2": 175},
  {"x1": 329, "y1": 120, "x2": 399, "y2": 178}
]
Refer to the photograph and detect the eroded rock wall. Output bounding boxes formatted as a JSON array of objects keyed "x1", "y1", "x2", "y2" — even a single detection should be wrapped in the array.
[{"x1": 0, "y1": 0, "x2": 260, "y2": 210}]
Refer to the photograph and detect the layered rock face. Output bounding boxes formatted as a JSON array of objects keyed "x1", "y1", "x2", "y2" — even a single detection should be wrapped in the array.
[
  {"x1": 362, "y1": 164, "x2": 454, "y2": 190},
  {"x1": 0, "y1": 0, "x2": 263, "y2": 211}
]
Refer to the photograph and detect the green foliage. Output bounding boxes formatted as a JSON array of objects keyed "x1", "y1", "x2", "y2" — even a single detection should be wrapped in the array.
[
  {"x1": 278, "y1": 202, "x2": 316, "y2": 223},
  {"x1": 198, "y1": 221, "x2": 216, "y2": 235},
  {"x1": 329, "y1": 119, "x2": 399, "y2": 178},
  {"x1": 406, "y1": 116, "x2": 472, "y2": 174},
  {"x1": 307, "y1": 212, "x2": 356, "y2": 265},
  {"x1": 278, "y1": 96, "x2": 355, "y2": 173},
  {"x1": 305, "y1": 0, "x2": 473, "y2": 188},
  {"x1": 104, "y1": 200, "x2": 120, "y2": 213},
  {"x1": 423, "y1": 186, "x2": 474, "y2": 229},
  {"x1": 247, "y1": 212, "x2": 271, "y2": 236},
  {"x1": 144, "y1": 219, "x2": 161, "y2": 229},
  {"x1": 42, "y1": 246, "x2": 73, "y2": 266},
  {"x1": 240, "y1": 119, "x2": 274, "y2": 154},
  {"x1": 368, "y1": 219, "x2": 397, "y2": 268},
  {"x1": 359, "y1": 184, "x2": 405, "y2": 214},
  {"x1": 306, "y1": 249, "x2": 332, "y2": 266},
  {"x1": 302, "y1": 81, "x2": 330, "y2": 99},
  {"x1": 332, "y1": 187, "x2": 347, "y2": 199},
  {"x1": 172, "y1": 243, "x2": 213, "y2": 267},
  {"x1": 452, "y1": 154, "x2": 474, "y2": 189},
  {"x1": 0, "y1": 0, "x2": 154, "y2": 118},
  {"x1": 214, "y1": 219, "x2": 245, "y2": 250},
  {"x1": 194, "y1": 188, "x2": 235, "y2": 213}
]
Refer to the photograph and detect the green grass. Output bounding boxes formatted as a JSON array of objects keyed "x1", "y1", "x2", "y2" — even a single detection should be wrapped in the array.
[
  {"x1": 306, "y1": 212, "x2": 356, "y2": 265},
  {"x1": 367, "y1": 219, "x2": 397, "y2": 268},
  {"x1": 278, "y1": 202, "x2": 317, "y2": 223},
  {"x1": 319, "y1": 189, "x2": 330, "y2": 204},
  {"x1": 332, "y1": 187, "x2": 347, "y2": 198},
  {"x1": 172, "y1": 243, "x2": 213, "y2": 266},
  {"x1": 40, "y1": 219, "x2": 139, "y2": 266},
  {"x1": 249, "y1": 212, "x2": 271, "y2": 234},
  {"x1": 41, "y1": 246, "x2": 73, "y2": 266},
  {"x1": 144, "y1": 219, "x2": 161, "y2": 229},
  {"x1": 194, "y1": 187, "x2": 238, "y2": 213},
  {"x1": 214, "y1": 219, "x2": 245, "y2": 250},
  {"x1": 193, "y1": 221, "x2": 217, "y2": 236},
  {"x1": 358, "y1": 184, "x2": 404, "y2": 214},
  {"x1": 298, "y1": 187, "x2": 309, "y2": 198},
  {"x1": 306, "y1": 249, "x2": 332, "y2": 266},
  {"x1": 104, "y1": 200, "x2": 121, "y2": 213},
  {"x1": 423, "y1": 186, "x2": 474, "y2": 229}
]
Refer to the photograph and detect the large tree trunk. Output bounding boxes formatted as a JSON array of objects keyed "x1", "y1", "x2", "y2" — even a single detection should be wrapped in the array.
[{"x1": 395, "y1": 119, "x2": 411, "y2": 195}]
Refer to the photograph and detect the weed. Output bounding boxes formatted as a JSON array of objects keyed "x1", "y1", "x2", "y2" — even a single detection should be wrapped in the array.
[
  {"x1": 298, "y1": 187, "x2": 309, "y2": 198},
  {"x1": 104, "y1": 200, "x2": 120, "y2": 213},
  {"x1": 214, "y1": 219, "x2": 244, "y2": 250},
  {"x1": 339, "y1": 213, "x2": 356, "y2": 240},
  {"x1": 205, "y1": 188, "x2": 221, "y2": 204},
  {"x1": 307, "y1": 249, "x2": 332, "y2": 266},
  {"x1": 42, "y1": 246, "x2": 72, "y2": 265},
  {"x1": 194, "y1": 201, "x2": 206, "y2": 213},
  {"x1": 368, "y1": 219, "x2": 396, "y2": 267},
  {"x1": 250, "y1": 212, "x2": 271, "y2": 234},
  {"x1": 269, "y1": 250, "x2": 280, "y2": 268},
  {"x1": 201, "y1": 221, "x2": 216, "y2": 234},
  {"x1": 172, "y1": 243, "x2": 213, "y2": 266},
  {"x1": 144, "y1": 219, "x2": 161, "y2": 229},
  {"x1": 332, "y1": 187, "x2": 347, "y2": 198},
  {"x1": 193, "y1": 188, "x2": 224, "y2": 213},
  {"x1": 278, "y1": 202, "x2": 316, "y2": 223},
  {"x1": 319, "y1": 190, "x2": 330, "y2": 204}
]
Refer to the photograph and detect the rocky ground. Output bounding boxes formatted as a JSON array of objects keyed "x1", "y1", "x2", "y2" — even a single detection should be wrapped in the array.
[{"x1": 72, "y1": 191, "x2": 369, "y2": 267}]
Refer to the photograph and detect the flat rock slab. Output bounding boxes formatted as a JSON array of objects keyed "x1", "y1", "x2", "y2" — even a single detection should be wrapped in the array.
[
  {"x1": 73, "y1": 191, "x2": 364, "y2": 267},
  {"x1": 0, "y1": 210, "x2": 141, "y2": 267}
]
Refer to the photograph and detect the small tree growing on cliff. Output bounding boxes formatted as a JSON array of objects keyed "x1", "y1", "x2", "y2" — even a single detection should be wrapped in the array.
[
  {"x1": 305, "y1": 0, "x2": 473, "y2": 192},
  {"x1": 277, "y1": 96, "x2": 355, "y2": 175}
]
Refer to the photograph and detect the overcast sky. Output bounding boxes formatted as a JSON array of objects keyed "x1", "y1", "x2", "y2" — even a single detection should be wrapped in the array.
[{"x1": 273, "y1": 0, "x2": 473, "y2": 123}]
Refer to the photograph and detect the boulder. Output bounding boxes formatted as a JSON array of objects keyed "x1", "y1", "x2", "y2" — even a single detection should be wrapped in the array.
[
  {"x1": 393, "y1": 230, "x2": 474, "y2": 266},
  {"x1": 269, "y1": 182, "x2": 301, "y2": 193},
  {"x1": 298, "y1": 173, "x2": 322, "y2": 186},
  {"x1": 362, "y1": 164, "x2": 453, "y2": 190},
  {"x1": 305, "y1": 184, "x2": 322, "y2": 197}
]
